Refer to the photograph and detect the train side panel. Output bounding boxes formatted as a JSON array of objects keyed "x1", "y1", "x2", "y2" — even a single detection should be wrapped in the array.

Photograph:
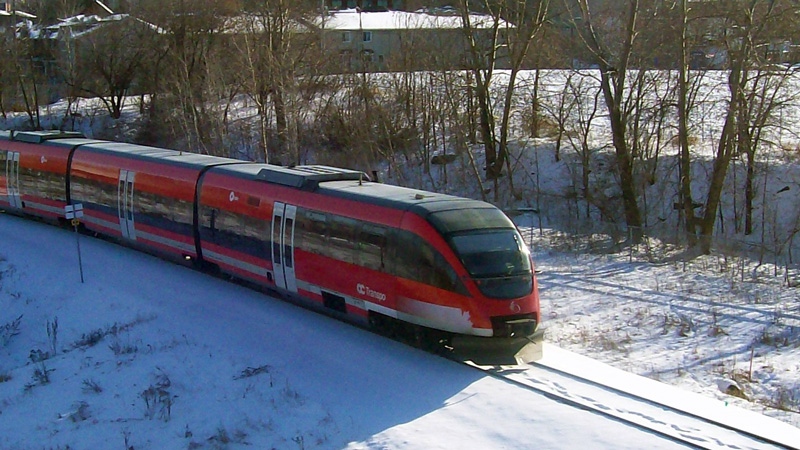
[
  {"x1": 70, "y1": 145, "x2": 203, "y2": 259},
  {"x1": 196, "y1": 168, "x2": 274, "y2": 284},
  {"x1": 197, "y1": 167, "x2": 409, "y2": 322},
  {"x1": 291, "y1": 202, "x2": 401, "y2": 321}
]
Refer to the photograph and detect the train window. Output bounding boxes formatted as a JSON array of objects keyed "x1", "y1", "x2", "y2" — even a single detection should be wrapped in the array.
[
  {"x1": 40, "y1": 170, "x2": 66, "y2": 202},
  {"x1": 390, "y1": 229, "x2": 416, "y2": 281},
  {"x1": 428, "y1": 207, "x2": 514, "y2": 235},
  {"x1": 418, "y1": 238, "x2": 463, "y2": 293},
  {"x1": 131, "y1": 188, "x2": 193, "y2": 238},
  {"x1": 296, "y1": 208, "x2": 328, "y2": 255},
  {"x1": 357, "y1": 223, "x2": 387, "y2": 271},
  {"x1": 328, "y1": 215, "x2": 357, "y2": 265},
  {"x1": 283, "y1": 217, "x2": 293, "y2": 268},
  {"x1": 450, "y1": 230, "x2": 532, "y2": 299},
  {"x1": 272, "y1": 214, "x2": 282, "y2": 262},
  {"x1": 13, "y1": 163, "x2": 67, "y2": 204},
  {"x1": 198, "y1": 204, "x2": 269, "y2": 260},
  {"x1": 390, "y1": 229, "x2": 467, "y2": 295},
  {"x1": 201, "y1": 207, "x2": 218, "y2": 241}
]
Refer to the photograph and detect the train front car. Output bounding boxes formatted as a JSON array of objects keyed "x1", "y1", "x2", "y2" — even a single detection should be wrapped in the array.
[{"x1": 411, "y1": 201, "x2": 543, "y2": 365}]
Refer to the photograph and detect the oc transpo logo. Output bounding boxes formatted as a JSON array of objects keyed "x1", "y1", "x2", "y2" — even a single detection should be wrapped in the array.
[
  {"x1": 229, "y1": 191, "x2": 239, "y2": 202},
  {"x1": 509, "y1": 301, "x2": 522, "y2": 313},
  {"x1": 357, "y1": 283, "x2": 387, "y2": 302}
]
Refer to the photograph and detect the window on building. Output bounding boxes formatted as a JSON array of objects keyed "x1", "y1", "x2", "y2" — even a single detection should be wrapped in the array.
[
  {"x1": 342, "y1": 31, "x2": 351, "y2": 43},
  {"x1": 360, "y1": 49, "x2": 375, "y2": 64},
  {"x1": 339, "y1": 49, "x2": 353, "y2": 68},
  {"x1": 363, "y1": 31, "x2": 372, "y2": 42}
]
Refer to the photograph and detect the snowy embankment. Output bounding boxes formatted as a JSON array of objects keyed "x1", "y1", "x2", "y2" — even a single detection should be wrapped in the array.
[
  {"x1": 527, "y1": 224, "x2": 800, "y2": 428},
  {"x1": 0, "y1": 214, "x2": 725, "y2": 450}
]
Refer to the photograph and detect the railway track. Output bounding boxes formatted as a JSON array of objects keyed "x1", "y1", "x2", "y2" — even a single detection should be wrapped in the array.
[{"x1": 465, "y1": 344, "x2": 798, "y2": 450}]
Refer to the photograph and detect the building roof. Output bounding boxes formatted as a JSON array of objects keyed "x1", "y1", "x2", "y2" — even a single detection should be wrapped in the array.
[
  {"x1": 0, "y1": 10, "x2": 36, "y2": 19},
  {"x1": 317, "y1": 8, "x2": 507, "y2": 31},
  {"x1": 20, "y1": 13, "x2": 163, "y2": 39}
]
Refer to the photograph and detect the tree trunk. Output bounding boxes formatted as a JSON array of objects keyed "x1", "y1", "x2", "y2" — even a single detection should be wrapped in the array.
[
  {"x1": 677, "y1": 0, "x2": 696, "y2": 245},
  {"x1": 698, "y1": 96, "x2": 738, "y2": 252},
  {"x1": 273, "y1": 86, "x2": 288, "y2": 159},
  {"x1": 598, "y1": 69, "x2": 643, "y2": 241}
]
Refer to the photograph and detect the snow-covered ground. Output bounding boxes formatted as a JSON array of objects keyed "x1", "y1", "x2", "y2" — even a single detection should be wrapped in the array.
[
  {"x1": 526, "y1": 224, "x2": 800, "y2": 427},
  {"x1": 0, "y1": 213, "x2": 764, "y2": 450}
]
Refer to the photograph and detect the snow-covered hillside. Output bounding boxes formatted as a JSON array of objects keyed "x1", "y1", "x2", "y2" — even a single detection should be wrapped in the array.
[{"x1": 0, "y1": 212, "x2": 797, "y2": 449}]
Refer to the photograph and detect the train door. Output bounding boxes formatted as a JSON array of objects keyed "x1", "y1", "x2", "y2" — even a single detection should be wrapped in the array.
[
  {"x1": 117, "y1": 170, "x2": 136, "y2": 240},
  {"x1": 5, "y1": 151, "x2": 21, "y2": 208},
  {"x1": 271, "y1": 202, "x2": 297, "y2": 293}
]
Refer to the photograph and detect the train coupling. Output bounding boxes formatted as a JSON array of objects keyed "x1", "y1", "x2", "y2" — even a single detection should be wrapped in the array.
[{"x1": 451, "y1": 328, "x2": 544, "y2": 366}]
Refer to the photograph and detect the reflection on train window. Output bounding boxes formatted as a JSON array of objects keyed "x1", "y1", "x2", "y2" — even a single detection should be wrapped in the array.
[
  {"x1": 389, "y1": 229, "x2": 466, "y2": 295},
  {"x1": 328, "y1": 215, "x2": 357, "y2": 265},
  {"x1": 17, "y1": 164, "x2": 67, "y2": 203},
  {"x1": 272, "y1": 214, "x2": 282, "y2": 263},
  {"x1": 358, "y1": 223, "x2": 387, "y2": 271},
  {"x1": 201, "y1": 204, "x2": 269, "y2": 259},
  {"x1": 71, "y1": 175, "x2": 122, "y2": 215},
  {"x1": 296, "y1": 209, "x2": 328, "y2": 255},
  {"x1": 283, "y1": 218, "x2": 293, "y2": 268},
  {"x1": 294, "y1": 207, "x2": 466, "y2": 295}
]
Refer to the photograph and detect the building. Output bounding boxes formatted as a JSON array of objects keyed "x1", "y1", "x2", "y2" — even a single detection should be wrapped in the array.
[{"x1": 316, "y1": 8, "x2": 509, "y2": 72}]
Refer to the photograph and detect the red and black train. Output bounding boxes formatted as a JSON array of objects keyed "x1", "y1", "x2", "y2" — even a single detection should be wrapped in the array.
[{"x1": 1, "y1": 130, "x2": 543, "y2": 364}]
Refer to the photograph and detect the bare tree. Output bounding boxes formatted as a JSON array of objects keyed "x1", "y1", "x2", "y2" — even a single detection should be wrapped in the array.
[
  {"x1": 235, "y1": 0, "x2": 322, "y2": 164},
  {"x1": 140, "y1": 0, "x2": 235, "y2": 153},
  {"x1": 567, "y1": 0, "x2": 644, "y2": 240},
  {"x1": 675, "y1": 0, "x2": 697, "y2": 246},
  {"x1": 61, "y1": 16, "x2": 156, "y2": 119},
  {"x1": 562, "y1": 72, "x2": 603, "y2": 220},
  {"x1": 6, "y1": 25, "x2": 44, "y2": 129},
  {"x1": 18, "y1": 0, "x2": 92, "y2": 25},
  {"x1": 694, "y1": 0, "x2": 793, "y2": 253},
  {"x1": 565, "y1": 0, "x2": 676, "y2": 241},
  {"x1": 458, "y1": 0, "x2": 549, "y2": 197}
]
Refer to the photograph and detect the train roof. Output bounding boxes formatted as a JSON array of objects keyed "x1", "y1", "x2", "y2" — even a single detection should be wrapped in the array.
[
  {"x1": 213, "y1": 163, "x2": 367, "y2": 189},
  {"x1": 81, "y1": 141, "x2": 181, "y2": 158},
  {"x1": 319, "y1": 179, "x2": 493, "y2": 218},
  {"x1": 213, "y1": 162, "x2": 495, "y2": 218},
  {"x1": 78, "y1": 141, "x2": 247, "y2": 170},
  {"x1": 1, "y1": 130, "x2": 85, "y2": 143},
  {"x1": 0, "y1": 132, "x2": 244, "y2": 170}
]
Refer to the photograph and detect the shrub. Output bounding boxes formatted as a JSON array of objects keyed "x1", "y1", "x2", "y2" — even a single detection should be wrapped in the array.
[
  {"x1": 0, "y1": 315, "x2": 22, "y2": 347},
  {"x1": 141, "y1": 371, "x2": 174, "y2": 421}
]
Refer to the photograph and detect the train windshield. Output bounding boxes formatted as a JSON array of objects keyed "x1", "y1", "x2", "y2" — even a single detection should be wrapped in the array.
[{"x1": 449, "y1": 229, "x2": 533, "y2": 299}]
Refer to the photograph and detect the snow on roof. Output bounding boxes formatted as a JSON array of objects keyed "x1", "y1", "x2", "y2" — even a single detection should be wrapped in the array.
[
  {"x1": 0, "y1": 10, "x2": 36, "y2": 19},
  {"x1": 317, "y1": 8, "x2": 507, "y2": 31},
  {"x1": 24, "y1": 13, "x2": 164, "y2": 39},
  {"x1": 51, "y1": 13, "x2": 129, "y2": 28}
]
